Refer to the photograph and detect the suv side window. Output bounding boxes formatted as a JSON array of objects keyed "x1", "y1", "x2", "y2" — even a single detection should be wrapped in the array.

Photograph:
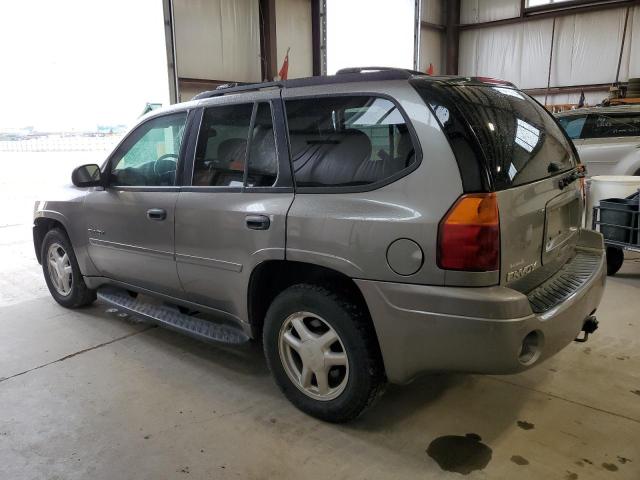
[
  {"x1": 557, "y1": 115, "x2": 587, "y2": 139},
  {"x1": 110, "y1": 112, "x2": 187, "y2": 187},
  {"x1": 193, "y1": 102, "x2": 278, "y2": 187},
  {"x1": 285, "y1": 96, "x2": 417, "y2": 188},
  {"x1": 585, "y1": 113, "x2": 640, "y2": 138},
  {"x1": 246, "y1": 103, "x2": 278, "y2": 187},
  {"x1": 193, "y1": 104, "x2": 253, "y2": 187}
]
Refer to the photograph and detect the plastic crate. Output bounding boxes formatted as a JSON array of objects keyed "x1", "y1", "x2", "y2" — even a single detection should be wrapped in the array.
[{"x1": 599, "y1": 197, "x2": 639, "y2": 244}]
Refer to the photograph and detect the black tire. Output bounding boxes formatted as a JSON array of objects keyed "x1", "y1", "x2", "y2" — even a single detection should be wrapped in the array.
[
  {"x1": 263, "y1": 283, "x2": 385, "y2": 423},
  {"x1": 606, "y1": 247, "x2": 624, "y2": 276},
  {"x1": 41, "y1": 228, "x2": 96, "y2": 308}
]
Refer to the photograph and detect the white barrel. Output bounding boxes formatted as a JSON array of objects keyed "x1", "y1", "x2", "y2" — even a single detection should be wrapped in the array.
[{"x1": 586, "y1": 176, "x2": 640, "y2": 228}]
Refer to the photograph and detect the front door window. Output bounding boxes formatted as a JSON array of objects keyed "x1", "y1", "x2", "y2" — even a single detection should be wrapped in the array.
[{"x1": 110, "y1": 112, "x2": 187, "y2": 187}]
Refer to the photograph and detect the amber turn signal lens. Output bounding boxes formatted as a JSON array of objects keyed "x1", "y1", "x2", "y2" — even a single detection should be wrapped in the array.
[{"x1": 437, "y1": 193, "x2": 500, "y2": 271}]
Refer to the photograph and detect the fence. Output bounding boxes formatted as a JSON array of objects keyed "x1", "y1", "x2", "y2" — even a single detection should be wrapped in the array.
[{"x1": 0, "y1": 135, "x2": 122, "y2": 152}]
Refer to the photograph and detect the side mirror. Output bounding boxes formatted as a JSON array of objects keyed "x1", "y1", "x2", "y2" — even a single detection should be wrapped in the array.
[{"x1": 72, "y1": 164, "x2": 103, "y2": 188}]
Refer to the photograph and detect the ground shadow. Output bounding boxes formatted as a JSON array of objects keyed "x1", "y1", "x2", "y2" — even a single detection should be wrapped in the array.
[{"x1": 89, "y1": 300, "x2": 539, "y2": 443}]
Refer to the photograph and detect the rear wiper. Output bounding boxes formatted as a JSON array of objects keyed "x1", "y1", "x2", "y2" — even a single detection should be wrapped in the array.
[{"x1": 548, "y1": 161, "x2": 561, "y2": 173}]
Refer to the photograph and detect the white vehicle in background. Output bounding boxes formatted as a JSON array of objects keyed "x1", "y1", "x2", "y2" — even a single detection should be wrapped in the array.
[{"x1": 556, "y1": 105, "x2": 640, "y2": 176}]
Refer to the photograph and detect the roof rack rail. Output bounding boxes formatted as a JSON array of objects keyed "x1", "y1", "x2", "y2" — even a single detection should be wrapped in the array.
[
  {"x1": 192, "y1": 80, "x2": 283, "y2": 100},
  {"x1": 215, "y1": 81, "x2": 250, "y2": 90},
  {"x1": 191, "y1": 67, "x2": 427, "y2": 101},
  {"x1": 336, "y1": 66, "x2": 426, "y2": 77}
]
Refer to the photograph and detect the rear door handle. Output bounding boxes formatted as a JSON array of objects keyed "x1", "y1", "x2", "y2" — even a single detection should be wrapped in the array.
[
  {"x1": 245, "y1": 214, "x2": 270, "y2": 230},
  {"x1": 146, "y1": 208, "x2": 167, "y2": 221}
]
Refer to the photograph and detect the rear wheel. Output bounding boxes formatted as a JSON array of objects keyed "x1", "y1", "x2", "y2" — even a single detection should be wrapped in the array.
[
  {"x1": 263, "y1": 284, "x2": 385, "y2": 423},
  {"x1": 606, "y1": 247, "x2": 624, "y2": 276},
  {"x1": 41, "y1": 229, "x2": 96, "y2": 308}
]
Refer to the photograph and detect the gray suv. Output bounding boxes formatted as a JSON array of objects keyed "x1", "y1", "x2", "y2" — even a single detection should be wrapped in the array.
[{"x1": 34, "y1": 68, "x2": 606, "y2": 422}]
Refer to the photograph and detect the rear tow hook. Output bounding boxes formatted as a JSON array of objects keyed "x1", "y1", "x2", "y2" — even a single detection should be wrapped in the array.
[{"x1": 574, "y1": 316, "x2": 599, "y2": 343}]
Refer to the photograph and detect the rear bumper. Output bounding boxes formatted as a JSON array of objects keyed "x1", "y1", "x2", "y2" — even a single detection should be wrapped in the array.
[{"x1": 356, "y1": 229, "x2": 606, "y2": 384}]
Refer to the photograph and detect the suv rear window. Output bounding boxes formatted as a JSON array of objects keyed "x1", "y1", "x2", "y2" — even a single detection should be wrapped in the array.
[
  {"x1": 414, "y1": 82, "x2": 576, "y2": 191},
  {"x1": 285, "y1": 96, "x2": 417, "y2": 188}
]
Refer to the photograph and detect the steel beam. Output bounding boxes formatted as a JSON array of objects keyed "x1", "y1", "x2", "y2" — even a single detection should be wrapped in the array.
[
  {"x1": 312, "y1": 0, "x2": 326, "y2": 76},
  {"x1": 178, "y1": 77, "x2": 233, "y2": 87},
  {"x1": 421, "y1": 20, "x2": 445, "y2": 31},
  {"x1": 523, "y1": 83, "x2": 622, "y2": 96},
  {"x1": 259, "y1": 0, "x2": 278, "y2": 81},
  {"x1": 414, "y1": 0, "x2": 422, "y2": 71},
  {"x1": 445, "y1": 0, "x2": 460, "y2": 75},
  {"x1": 615, "y1": 7, "x2": 631, "y2": 83},
  {"x1": 162, "y1": 0, "x2": 179, "y2": 104}
]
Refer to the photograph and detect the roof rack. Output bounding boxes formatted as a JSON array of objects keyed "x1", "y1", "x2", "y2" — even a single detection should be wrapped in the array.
[
  {"x1": 335, "y1": 66, "x2": 426, "y2": 77},
  {"x1": 191, "y1": 67, "x2": 427, "y2": 101},
  {"x1": 215, "y1": 82, "x2": 249, "y2": 90},
  {"x1": 192, "y1": 81, "x2": 283, "y2": 100}
]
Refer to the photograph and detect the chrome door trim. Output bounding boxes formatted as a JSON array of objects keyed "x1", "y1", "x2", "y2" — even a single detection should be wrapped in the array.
[
  {"x1": 89, "y1": 238, "x2": 173, "y2": 259},
  {"x1": 175, "y1": 252, "x2": 243, "y2": 272}
]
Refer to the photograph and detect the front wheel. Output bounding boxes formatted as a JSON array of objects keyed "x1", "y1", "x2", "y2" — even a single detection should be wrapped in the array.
[
  {"x1": 606, "y1": 246, "x2": 624, "y2": 276},
  {"x1": 41, "y1": 229, "x2": 96, "y2": 308},
  {"x1": 263, "y1": 284, "x2": 385, "y2": 423}
]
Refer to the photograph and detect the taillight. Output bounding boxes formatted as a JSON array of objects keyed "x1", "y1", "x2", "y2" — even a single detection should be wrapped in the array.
[{"x1": 437, "y1": 193, "x2": 500, "y2": 271}]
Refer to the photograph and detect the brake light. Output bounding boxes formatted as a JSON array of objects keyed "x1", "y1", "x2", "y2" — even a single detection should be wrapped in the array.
[{"x1": 437, "y1": 193, "x2": 500, "y2": 271}]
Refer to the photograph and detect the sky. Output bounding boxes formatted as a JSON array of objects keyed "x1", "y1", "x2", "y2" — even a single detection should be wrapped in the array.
[
  {"x1": 0, "y1": 0, "x2": 170, "y2": 131},
  {"x1": 327, "y1": 0, "x2": 415, "y2": 75}
]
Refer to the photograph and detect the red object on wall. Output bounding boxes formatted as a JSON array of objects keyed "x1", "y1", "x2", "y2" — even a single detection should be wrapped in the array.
[
  {"x1": 279, "y1": 47, "x2": 290, "y2": 80},
  {"x1": 427, "y1": 63, "x2": 434, "y2": 75}
]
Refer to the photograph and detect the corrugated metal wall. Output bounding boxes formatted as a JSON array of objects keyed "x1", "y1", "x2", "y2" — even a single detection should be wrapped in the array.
[
  {"x1": 168, "y1": 0, "x2": 638, "y2": 106},
  {"x1": 174, "y1": 0, "x2": 261, "y2": 84},
  {"x1": 459, "y1": 0, "x2": 640, "y2": 105},
  {"x1": 171, "y1": 0, "x2": 313, "y2": 101}
]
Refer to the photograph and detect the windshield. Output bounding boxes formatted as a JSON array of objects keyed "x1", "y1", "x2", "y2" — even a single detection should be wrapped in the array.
[{"x1": 414, "y1": 82, "x2": 577, "y2": 191}]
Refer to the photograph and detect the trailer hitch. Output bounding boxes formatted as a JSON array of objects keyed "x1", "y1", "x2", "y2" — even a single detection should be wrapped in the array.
[{"x1": 574, "y1": 316, "x2": 599, "y2": 343}]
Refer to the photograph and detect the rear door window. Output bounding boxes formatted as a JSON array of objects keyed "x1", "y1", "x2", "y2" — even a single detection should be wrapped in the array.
[
  {"x1": 284, "y1": 96, "x2": 417, "y2": 188},
  {"x1": 193, "y1": 104, "x2": 253, "y2": 187},
  {"x1": 414, "y1": 83, "x2": 577, "y2": 190},
  {"x1": 246, "y1": 102, "x2": 278, "y2": 187},
  {"x1": 193, "y1": 102, "x2": 279, "y2": 187}
]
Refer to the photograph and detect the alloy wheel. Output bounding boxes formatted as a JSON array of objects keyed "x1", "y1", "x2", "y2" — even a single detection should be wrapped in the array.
[
  {"x1": 278, "y1": 311, "x2": 349, "y2": 401},
  {"x1": 47, "y1": 242, "x2": 73, "y2": 296}
]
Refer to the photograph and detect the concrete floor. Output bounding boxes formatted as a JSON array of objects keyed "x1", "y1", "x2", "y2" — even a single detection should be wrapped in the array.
[{"x1": 1, "y1": 154, "x2": 640, "y2": 479}]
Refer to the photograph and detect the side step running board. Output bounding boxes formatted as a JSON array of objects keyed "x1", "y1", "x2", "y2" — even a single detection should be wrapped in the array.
[{"x1": 97, "y1": 286, "x2": 250, "y2": 345}]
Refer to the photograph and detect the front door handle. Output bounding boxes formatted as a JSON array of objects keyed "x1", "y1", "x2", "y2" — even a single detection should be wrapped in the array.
[
  {"x1": 245, "y1": 214, "x2": 270, "y2": 230},
  {"x1": 146, "y1": 208, "x2": 167, "y2": 221}
]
